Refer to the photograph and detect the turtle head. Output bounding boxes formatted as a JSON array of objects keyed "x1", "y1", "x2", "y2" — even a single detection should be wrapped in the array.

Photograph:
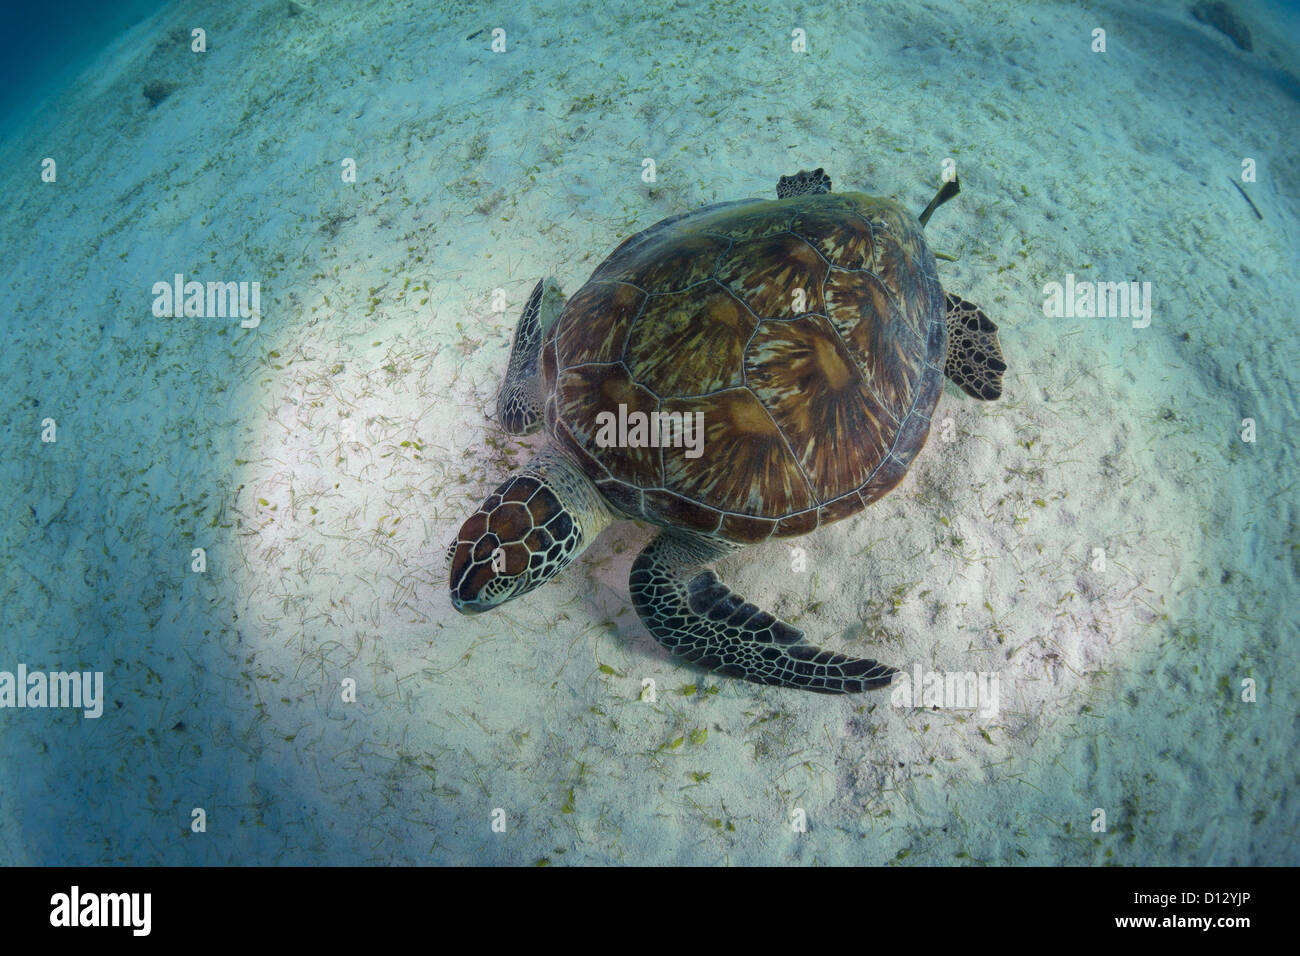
[{"x1": 449, "y1": 473, "x2": 585, "y2": 613}]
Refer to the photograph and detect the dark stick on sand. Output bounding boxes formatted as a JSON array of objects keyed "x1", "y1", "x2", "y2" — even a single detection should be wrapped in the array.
[{"x1": 1229, "y1": 178, "x2": 1263, "y2": 220}]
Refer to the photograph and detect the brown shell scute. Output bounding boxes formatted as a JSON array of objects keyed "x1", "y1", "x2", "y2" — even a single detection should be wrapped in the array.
[
  {"x1": 545, "y1": 190, "x2": 946, "y2": 542},
  {"x1": 554, "y1": 281, "x2": 644, "y2": 366},
  {"x1": 684, "y1": 200, "x2": 792, "y2": 241},
  {"x1": 745, "y1": 315, "x2": 893, "y2": 500},
  {"x1": 715, "y1": 234, "x2": 828, "y2": 318},
  {"x1": 626, "y1": 286, "x2": 754, "y2": 395},
  {"x1": 555, "y1": 362, "x2": 659, "y2": 488},
  {"x1": 594, "y1": 232, "x2": 729, "y2": 289},
  {"x1": 790, "y1": 197, "x2": 877, "y2": 269},
  {"x1": 823, "y1": 269, "x2": 921, "y2": 421},
  {"x1": 661, "y1": 388, "x2": 815, "y2": 516}
]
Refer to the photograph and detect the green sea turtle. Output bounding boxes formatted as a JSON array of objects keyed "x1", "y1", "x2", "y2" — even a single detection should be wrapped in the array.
[{"x1": 449, "y1": 168, "x2": 1005, "y2": 693}]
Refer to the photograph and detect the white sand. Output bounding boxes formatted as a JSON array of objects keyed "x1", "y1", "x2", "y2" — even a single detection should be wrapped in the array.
[{"x1": 0, "y1": 0, "x2": 1296, "y2": 864}]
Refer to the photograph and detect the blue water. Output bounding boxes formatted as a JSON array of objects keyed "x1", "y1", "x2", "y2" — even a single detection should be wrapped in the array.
[{"x1": 0, "y1": 0, "x2": 168, "y2": 129}]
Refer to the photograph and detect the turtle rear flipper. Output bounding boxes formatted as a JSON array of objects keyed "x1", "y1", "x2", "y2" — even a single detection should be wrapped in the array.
[
  {"x1": 630, "y1": 529, "x2": 897, "y2": 694},
  {"x1": 944, "y1": 292, "x2": 1006, "y2": 401},
  {"x1": 497, "y1": 278, "x2": 564, "y2": 433},
  {"x1": 776, "y1": 167, "x2": 832, "y2": 199}
]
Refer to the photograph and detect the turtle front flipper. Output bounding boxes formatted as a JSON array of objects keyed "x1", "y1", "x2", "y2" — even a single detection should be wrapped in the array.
[
  {"x1": 630, "y1": 529, "x2": 897, "y2": 694},
  {"x1": 496, "y1": 278, "x2": 565, "y2": 434},
  {"x1": 944, "y1": 292, "x2": 1006, "y2": 401}
]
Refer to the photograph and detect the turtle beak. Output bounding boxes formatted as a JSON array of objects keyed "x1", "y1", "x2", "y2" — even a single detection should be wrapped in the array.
[
  {"x1": 451, "y1": 594, "x2": 486, "y2": 614},
  {"x1": 449, "y1": 540, "x2": 520, "y2": 613},
  {"x1": 449, "y1": 545, "x2": 489, "y2": 613}
]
